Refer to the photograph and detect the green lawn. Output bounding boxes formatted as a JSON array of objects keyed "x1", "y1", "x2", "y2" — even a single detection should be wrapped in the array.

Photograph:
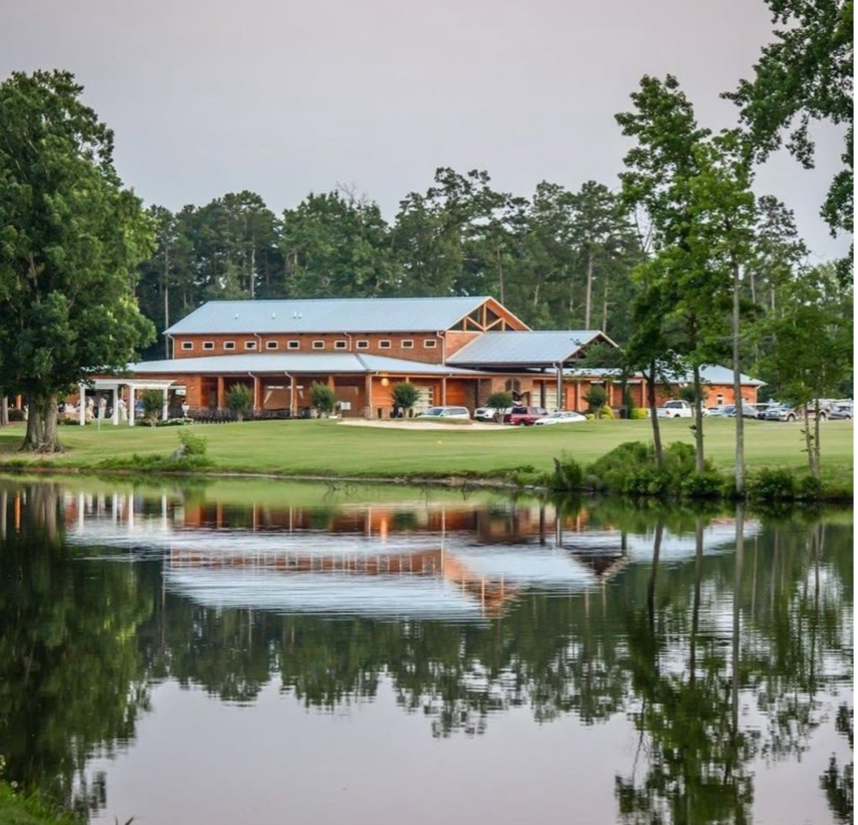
[{"x1": 0, "y1": 417, "x2": 852, "y2": 490}]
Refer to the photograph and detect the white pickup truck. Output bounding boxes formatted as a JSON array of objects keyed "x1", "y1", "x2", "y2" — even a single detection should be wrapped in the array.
[{"x1": 656, "y1": 400, "x2": 694, "y2": 419}]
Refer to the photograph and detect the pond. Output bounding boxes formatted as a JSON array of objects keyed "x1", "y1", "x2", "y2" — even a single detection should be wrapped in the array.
[{"x1": 0, "y1": 477, "x2": 852, "y2": 825}]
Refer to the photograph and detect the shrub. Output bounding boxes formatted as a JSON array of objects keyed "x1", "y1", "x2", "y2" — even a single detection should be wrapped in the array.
[
  {"x1": 602, "y1": 405, "x2": 615, "y2": 420},
  {"x1": 682, "y1": 471, "x2": 724, "y2": 499},
  {"x1": 550, "y1": 452, "x2": 584, "y2": 491},
  {"x1": 583, "y1": 385, "x2": 607, "y2": 418},
  {"x1": 178, "y1": 429, "x2": 207, "y2": 456},
  {"x1": 310, "y1": 382, "x2": 337, "y2": 416},
  {"x1": 225, "y1": 384, "x2": 253, "y2": 420},
  {"x1": 747, "y1": 468, "x2": 797, "y2": 502},
  {"x1": 585, "y1": 413, "x2": 595, "y2": 421},
  {"x1": 486, "y1": 390, "x2": 514, "y2": 410},
  {"x1": 141, "y1": 389, "x2": 164, "y2": 425},
  {"x1": 630, "y1": 407, "x2": 648, "y2": 420},
  {"x1": 797, "y1": 474, "x2": 824, "y2": 500},
  {"x1": 8, "y1": 408, "x2": 25, "y2": 422},
  {"x1": 392, "y1": 382, "x2": 420, "y2": 414},
  {"x1": 624, "y1": 387, "x2": 637, "y2": 416}
]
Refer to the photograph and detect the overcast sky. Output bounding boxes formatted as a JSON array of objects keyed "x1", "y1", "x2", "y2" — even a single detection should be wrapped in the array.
[{"x1": 2, "y1": 0, "x2": 849, "y2": 261}]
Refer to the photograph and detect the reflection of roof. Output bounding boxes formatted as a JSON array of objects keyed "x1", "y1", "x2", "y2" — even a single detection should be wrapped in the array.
[
  {"x1": 165, "y1": 297, "x2": 493, "y2": 335},
  {"x1": 129, "y1": 353, "x2": 483, "y2": 376},
  {"x1": 448, "y1": 331, "x2": 609, "y2": 367}
]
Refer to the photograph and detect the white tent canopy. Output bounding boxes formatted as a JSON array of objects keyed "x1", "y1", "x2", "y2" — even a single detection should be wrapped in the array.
[{"x1": 77, "y1": 378, "x2": 175, "y2": 427}]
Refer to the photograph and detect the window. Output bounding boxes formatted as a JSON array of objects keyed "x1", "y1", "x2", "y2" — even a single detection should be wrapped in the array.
[
  {"x1": 244, "y1": 341, "x2": 257, "y2": 351},
  {"x1": 202, "y1": 341, "x2": 214, "y2": 351},
  {"x1": 312, "y1": 340, "x2": 325, "y2": 350},
  {"x1": 423, "y1": 339, "x2": 437, "y2": 349},
  {"x1": 334, "y1": 340, "x2": 348, "y2": 350},
  {"x1": 224, "y1": 341, "x2": 236, "y2": 351},
  {"x1": 379, "y1": 340, "x2": 391, "y2": 349},
  {"x1": 288, "y1": 340, "x2": 300, "y2": 350},
  {"x1": 401, "y1": 340, "x2": 414, "y2": 349},
  {"x1": 266, "y1": 341, "x2": 278, "y2": 350},
  {"x1": 356, "y1": 340, "x2": 369, "y2": 350},
  {"x1": 181, "y1": 341, "x2": 193, "y2": 351}
]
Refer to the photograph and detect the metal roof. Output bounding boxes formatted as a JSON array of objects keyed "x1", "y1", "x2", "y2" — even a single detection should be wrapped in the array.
[
  {"x1": 563, "y1": 364, "x2": 766, "y2": 386},
  {"x1": 164, "y1": 296, "x2": 493, "y2": 335},
  {"x1": 129, "y1": 353, "x2": 483, "y2": 376},
  {"x1": 448, "y1": 330, "x2": 608, "y2": 366}
]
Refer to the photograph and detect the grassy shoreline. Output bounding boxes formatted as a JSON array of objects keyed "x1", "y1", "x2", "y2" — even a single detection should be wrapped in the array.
[{"x1": 0, "y1": 418, "x2": 852, "y2": 498}]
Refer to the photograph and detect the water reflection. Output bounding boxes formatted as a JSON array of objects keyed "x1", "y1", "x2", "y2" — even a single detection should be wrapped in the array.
[{"x1": 0, "y1": 479, "x2": 851, "y2": 825}]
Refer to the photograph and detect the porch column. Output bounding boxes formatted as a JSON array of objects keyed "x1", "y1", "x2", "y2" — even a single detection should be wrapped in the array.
[
  {"x1": 252, "y1": 375, "x2": 260, "y2": 410},
  {"x1": 441, "y1": 377, "x2": 447, "y2": 405},
  {"x1": 574, "y1": 382, "x2": 581, "y2": 412},
  {"x1": 78, "y1": 383, "x2": 86, "y2": 426},
  {"x1": 290, "y1": 374, "x2": 297, "y2": 417},
  {"x1": 128, "y1": 386, "x2": 136, "y2": 427},
  {"x1": 162, "y1": 388, "x2": 169, "y2": 422},
  {"x1": 364, "y1": 374, "x2": 373, "y2": 419},
  {"x1": 556, "y1": 366, "x2": 563, "y2": 411},
  {"x1": 216, "y1": 377, "x2": 225, "y2": 409},
  {"x1": 112, "y1": 385, "x2": 120, "y2": 426}
]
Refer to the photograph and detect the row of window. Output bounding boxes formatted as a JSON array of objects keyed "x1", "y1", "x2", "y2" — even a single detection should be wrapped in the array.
[{"x1": 180, "y1": 338, "x2": 439, "y2": 353}]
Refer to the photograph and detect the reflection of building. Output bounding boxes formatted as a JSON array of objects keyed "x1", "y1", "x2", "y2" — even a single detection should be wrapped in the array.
[{"x1": 58, "y1": 490, "x2": 761, "y2": 621}]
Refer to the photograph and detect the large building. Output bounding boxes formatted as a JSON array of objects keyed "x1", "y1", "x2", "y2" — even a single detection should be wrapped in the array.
[{"x1": 124, "y1": 295, "x2": 763, "y2": 418}]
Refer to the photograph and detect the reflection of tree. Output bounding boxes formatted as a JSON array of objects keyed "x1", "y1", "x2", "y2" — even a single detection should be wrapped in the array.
[
  {"x1": 820, "y1": 703, "x2": 853, "y2": 825},
  {"x1": 0, "y1": 484, "x2": 155, "y2": 818},
  {"x1": 615, "y1": 513, "x2": 756, "y2": 825}
]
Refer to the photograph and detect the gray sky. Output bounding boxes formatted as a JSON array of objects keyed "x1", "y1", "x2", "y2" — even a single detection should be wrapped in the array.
[{"x1": 2, "y1": 0, "x2": 849, "y2": 261}]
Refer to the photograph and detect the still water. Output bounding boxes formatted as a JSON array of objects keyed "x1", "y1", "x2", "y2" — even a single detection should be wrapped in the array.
[{"x1": 0, "y1": 478, "x2": 852, "y2": 825}]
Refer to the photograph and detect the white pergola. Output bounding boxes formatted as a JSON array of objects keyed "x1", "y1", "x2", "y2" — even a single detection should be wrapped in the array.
[{"x1": 78, "y1": 378, "x2": 175, "y2": 427}]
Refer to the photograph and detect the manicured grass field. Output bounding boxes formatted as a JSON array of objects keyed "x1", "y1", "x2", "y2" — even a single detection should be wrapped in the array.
[{"x1": 0, "y1": 417, "x2": 852, "y2": 490}]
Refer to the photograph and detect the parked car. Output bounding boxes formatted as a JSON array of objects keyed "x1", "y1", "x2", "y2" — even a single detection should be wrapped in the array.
[
  {"x1": 474, "y1": 405, "x2": 513, "y2": 422},
  {"x1": 506, "y1": 406, "x2": 548, "y2": 426},
  {"x1": 762, "y1": 405, "x2": 798, "y2": 422},
  {"x1": 708, "y1": 405, "x2": 735, "y2": 417},
  {"x1": 533, "y1": 411, "x2": 588, "y2": 426},
  {"x1": 415, "y1": 406, "x2": 471, "y2": 421},
  {"x1": 656, "y1": 400, "x2": 694, "y2": 419},
  {"x1": 829, "y1": 401, "x2": 854, "y2": 420}
]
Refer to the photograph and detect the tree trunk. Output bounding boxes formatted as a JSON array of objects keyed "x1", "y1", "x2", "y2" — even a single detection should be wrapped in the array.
[
  {"x1": 692, "y1": 364, "x2": 705, "y2": 473},
  {"x1": 163, "y1": 243, "x2": 170, "y2": 359},
  {"x1": 803, "y1": 415, "x2": 818, "y2": 478},
  {"x1": 601, "y1": 268, "x2": 609, "y2": 333},
  {"x1": 732, "y1": 504, "x2": 744, "y2": 737},
  {"x1": 813, "y1": 398, "x2": 822, "y2": 478},
  {"x1": 732, "y1": 261, "x2": 745, "y2": 495},
  {"x1": 645, "y1": 362, "x2": 664, "y2": 469},
  {"x1": 0, "y1": 397, "x2": 8, "y2": 427},
  {"x1": 585, "y1": 249, "x2": 594, "y2": 328},
  {"x1": 250, "y1": 245, "x2": 256, "y2": 299},
  {"x1": 20, "y1": 391, "x2": 62, "y2": 453}
]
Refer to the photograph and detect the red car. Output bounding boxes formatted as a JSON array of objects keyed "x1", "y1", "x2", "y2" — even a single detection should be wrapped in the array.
[{"x1": 506, "y1": 405, "x2": 548, "y2": 426}]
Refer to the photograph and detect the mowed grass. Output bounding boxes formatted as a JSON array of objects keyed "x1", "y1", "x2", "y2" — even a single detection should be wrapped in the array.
[{"x1": 0, "y1": 417, "x2": 852, "y2": 489}]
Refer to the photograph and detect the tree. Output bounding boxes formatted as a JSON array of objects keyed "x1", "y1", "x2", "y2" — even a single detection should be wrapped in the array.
[
  {"x1": 0, "y1": 71, "x2": 155, "y2": 452},
  {"x1": 726, "y1": 0, "x2": 854, "y2": 238},
  {"x1": 486, "y1": 390, "x2": 514, "y2": 410},
  {"x1": 281, "y1": 190, "x2": 394, "y2": 298},
  {"x1": 391, "y1": 382, "x2": 420, "y2": 416},
  {"x1": 140, "y1": 389, "x2": 164, "y2": 426},
  {"x1": 225, "y1": 383, "x2": 253, "y2": 421},
  {"x1": 309, "y1": 382, "x2": 337, "y2": 416},
  {"x1": 759, "y1": 263, "x2": 852, "y2": 477},
  {"x1": 583, "y1": 384, "x2": 608, "y2": 418}
]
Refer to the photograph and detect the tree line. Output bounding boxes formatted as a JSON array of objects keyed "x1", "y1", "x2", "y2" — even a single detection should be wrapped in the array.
[{"x1": 135, "y1": 173, "x2": 642, "y2": 359}]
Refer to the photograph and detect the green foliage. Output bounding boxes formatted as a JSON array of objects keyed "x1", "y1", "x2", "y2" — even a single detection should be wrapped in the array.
[
  {"x1": 391, "y1": 382, "x2": 420, "y2": 411},
  {"x1": 583, "y1": 385, "x2": 608, "y2": 417},
  {"x1": 601, "y1": 405, "x2": 615, "y2": 420},
  {"x1": 726, "y1": 0, "x2": 853, "y2": 235},
  {"x1": 630, "y1": 408, "x2": 648, "y2": 420},
  {"x1": 549, "y1": 453, "x2": 584, "y2": 491},
  {"x1": 225, "y1": 384, "x2": 253, "y2": 419},
  {"x1": 140, "y1": 389, "x2": 163, "y2": 425},
  {"x1": 178, "y1": 429, "x2": 207, "y2": 457},
  {"x1": 746, "y1": 468, "x2": 798, "y2": 502},
  {"x1": 309, "y1": 382, "x2": 337, "y2": 415},
  {"x1": 486, "y1": 391, "x2": 514, "y2": 410},
  {"x1": 0, "y1": 71, "x2": 155, "y2": 451}
]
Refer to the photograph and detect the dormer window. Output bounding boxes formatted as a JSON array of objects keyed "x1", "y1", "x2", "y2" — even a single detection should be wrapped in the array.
[
  {"x1": 334, "y1": 340, "x2": 348, "y2": 350},
  {"x1": 401, "y1": 340, "x2": 414, "y2": 349},
  {"x1": 202, "y1": 341, "x2": 214, "y2": 351},
  {"x1": 287, "y1": 340, "x2": 300, "y2": 350},
  {"x1": 181, "y1": 341, "x2": 193, "y2": 351},
  {"x1": 378, "y1": 340, "x2": 391, "y2": 349},
  {"x1": 356, "y1": 340, "x2": 369, "y2": 350},
  {"x1": 423, "y1": 339, "x2": 437, "y2": 349},
  {"x1": 224, "y1": 341, "x2": 236, "y2": 351},
  {"x1": 245, "y1": 341, "x2": 257, "y2": 351},
  {"x1": 266, "y1": 341, "x2": 278, "y2": 350},
  {"x1": 312, "y1": 340, "x2": 325, "y2": 350}
]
